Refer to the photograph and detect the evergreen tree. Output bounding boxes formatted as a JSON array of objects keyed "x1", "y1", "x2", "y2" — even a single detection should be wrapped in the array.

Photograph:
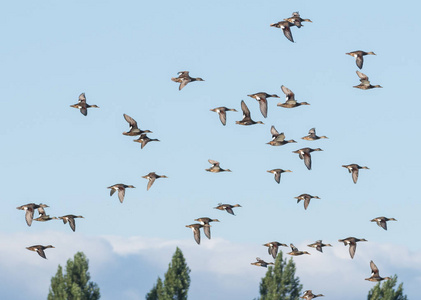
[
  {"x1": 146, "y1": 247, "x2": 191, "y2": 300},
  {"x1": 258, "y1": 251, "x2": 302, "y2": 300},
  {"x1": 367, "y1": 275, "x2": 408, "y2": 300},
  {"x1": 48, "y1": 252, "x2": 100, "y2": 300},
  {"x1": 146, "y1": 277, "x2": 166, "y2": 300}
]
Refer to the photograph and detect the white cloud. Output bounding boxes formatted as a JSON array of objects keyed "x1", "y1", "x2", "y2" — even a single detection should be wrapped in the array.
[{"x1": 0, "y1": 232, "x2": 418, "y2": 300}]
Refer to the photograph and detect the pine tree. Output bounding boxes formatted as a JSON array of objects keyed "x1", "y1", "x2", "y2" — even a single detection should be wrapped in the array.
[
  {"x1": 146, "y1": 277, "x2": 166, "y2": 300},
  {"x1": 258, "y1": 251, "x2": 302, "y2": 300},
  {"x1": 146, "y1": 247, "x2": 191, "y2": 300},
  {"x1": 48, "y1": 252, "x2": 100, "y2": 300},
  {"x1": 367, "y1": 275, "x2": 408, "y2": 300}
]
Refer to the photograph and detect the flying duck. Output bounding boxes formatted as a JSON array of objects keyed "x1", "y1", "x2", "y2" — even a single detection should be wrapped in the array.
[
  {"x1": 70, "y1": 93, "x2": 99, "y2": 116},
  {"x1": 278, "y1": 85, "x2": 310, "y2": 108},
  {"x1": 210, "y1": 107, "x2": 237, "y2": 125},
  {"x1": 171, "y1": 71, "x2": 204, "y2": 90},
  {"x1": 236, "y1": 100, "x2": 264, "y2": 125},
  {"x1": 107, "y1": 184, "x2": 135, "y2": 203},
  {"x1": 346, "y1": 51, "x2": 376, "y2": 69},
  {"x1": 292, "y1": 148, "x2": 323, "y2": 170},
  {"x1": 338, "y1": 237, "x2": 367, "y2": 259}
]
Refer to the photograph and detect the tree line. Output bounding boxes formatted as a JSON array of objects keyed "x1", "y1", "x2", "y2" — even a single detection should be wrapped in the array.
[{"x1": 46, "y1": 249, "x2": 407, "y2": 299}]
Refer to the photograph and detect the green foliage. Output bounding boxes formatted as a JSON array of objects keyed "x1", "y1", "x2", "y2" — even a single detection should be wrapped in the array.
[
  {"x1": 146, "y1": 277, "x2": 166, "y2": 300},
  {"x1": 258, "y1": 251, "x2": 302, "y2": 300},
  {"x1": 367, "y1": 275, "x2": 408, "y2": 300},
  {"x1": 48, "y1": 252, "x2": 100, "y2": 300},
  {"x1": 146, "y1": 247, "x2": 191, "y2": 300}
]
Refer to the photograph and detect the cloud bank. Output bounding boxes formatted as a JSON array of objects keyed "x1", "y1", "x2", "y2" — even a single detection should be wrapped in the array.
[{"x1": 0, "y1": 232, "x2": 418, "y2": 300}]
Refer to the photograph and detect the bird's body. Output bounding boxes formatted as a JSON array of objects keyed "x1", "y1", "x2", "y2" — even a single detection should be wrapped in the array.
[
  {"x1": 214, "y1": 203, "x2": 241, "y2": 215},
  {"x1": 33, "y1": 215, "x2": 58, "y2": 222},
  {"x1": 186, "y1": 224, "x2": 207, "y2": 245},
  {"x1": 16, "y1": 203, "x2": 46, "y2": 226},
  {"x1": 171, "y1": 71, "x2": 204, "y2": 90},
  {"x1": 70, "y1": 93, "x2": 99, "y2": 116},
  {"x1": 210, "y1": 107, "x2": 237, "y2": 125},
  {"x1": 26, "y1": 245, "x2": 54, "y2": 259},
  {"x1": 251, "y1": 257, "x2": 274, "y2": 268},
  {"x1": 307, "y1": 240, "x2": 332, "y2": 253},
  {"x1": 133, "y1": 134, "x2": 160, "y2": 149},
  {"x1": 59, "y1": 215, "x2": 84, "y2": 232},
  {"x1": 122, "y1": 114, "x2": 152, "y2": 136},
  {"x1": 338, "y1": 237, "x2": 367, "y2": 259},
  {"x1": 194, "y1": 218, "x2": 219, "y2": 239},
  {"x1": 236, "y1": 100, "x2": 264, "y2": 126},
  {"x1": 284, "y1": 12, "x2": 312, "y2": 28},
  {"x1": 247, "y1": 92, "x2": 279, "y2": 118},
  {"x1": 270, "y1": 21, "x2": 294, "y2": 42},
  {"x1": 267, "y1": 126, "x2": 296, "y2": 146},
  {"x1": 206, "y1": 159, "x2": 231, "y2": 173},
  {"x1": 365, "y1": 260, "x2": 391, "y2": 282},
  {"x1": 107, "y1": 184, "x2": 135, "y2": 203},
  {"x1": 295, "y1": 194, "x2": 320, "y2": 210},
  {"x1": 301, "y1": 128, "x2": 328, "y2": 141},
  {"x1": 263, "y1": 241, "x2": 288, "y2": 259},
  {"x1": 346, "y1": 50, "x2": 376, "y2": 69},
  {"x1": 342, "y1": 164, "x2": 369, "y2": 184},
  {"x1": 354, "y1": 71, "x2": 382, "y2": 89},
  {"x1": 288, "y1": 243, "x2": 311, "y2": 256},
  {"x1": 267, "y1": 169, "x2": 292, "y2": 184},
  {"x1": 300, "y1": 290, "x2": 324, "y2": 299},
  {"x1": 370, "y1": 217, "x2": 397, "y2": 230},
  {"x1": 278, "y1": 86, "x2": 310, "y2": 108},
  {"x1": 142, "y1": 172, "x2": 167, "y2": 191},
  {"x1": 293, "y1": 148, "x2": 323, "y2": 170}
]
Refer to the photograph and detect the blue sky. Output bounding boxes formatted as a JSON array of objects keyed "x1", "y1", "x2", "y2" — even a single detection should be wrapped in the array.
[{"x1": 1, "y1": 0, "x2": 421, "y2": 299}]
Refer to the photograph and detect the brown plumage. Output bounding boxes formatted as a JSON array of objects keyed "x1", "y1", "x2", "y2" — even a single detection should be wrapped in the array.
[
  {"x1": 278, "y1": 85, "x2": 310, "y2": 108},
  {"x1": 206, "y1": 159, "x2": 231, "y2": 173},
  {"x1": 267, "y1": 169, "x2": 292, "y2": 184},
  {"x1": 133, "y1": 134, "x2": 160, "y2": 149},
  {"x1": 338, "y1": 237, "x2": 367, "y2": 259},
  {"x1": 236, "y1": 100, "x2": 264, "y2": 125},
  {"x1": 107, "y1": 184, "x2": 135, "y2": 203},
  {"x1": 59, "y1": 215, "x2": 84, "y2": 232},
  {"x1": 300, "y1": 290, "x2": 324, "y2": 299},
  {"x1": 194, "y1": 217, "x2": 220, "y2": 239},
  {"x1": 185, "y1": 224, "x2": 207, "y2": 245},
  {"x1": 346, "y1": 50, "x2": 376, "y2": 69},
  {"x1": 251, "y1": 257, "x2": 274, "y2": 268},
  {"x1": 263, "y1": 241, "x2": 288, "y2": 259},
  {"x1": 171, "y1": 71, "x2": 204, "y2": 90},
  {"x1": 16, "y1": 203, "x2": 48, "y2": 226},
  {"x1": 365, "y1": 260, "x2": 391, "y2": 282},
  {"x1": 142, "y1": 172, "x2": 167, "y2": 191},
  {"x1": 342, "y1": 164, "x2": 369, "y2": 184},
  {"x1": 210, "y1": 107, "x2": 237, "y2": 125},
  {"x1": 307, "y1": 240, "x2": 332, "y2": 253},
  {"x1": 370, "y1": 217, "x2": 397, "y2": 231},
  {"x1": 26, "y1": 245, "x2": 55, "y2": 259},
  {"x1": 270, "y1": 21, "x2": 294, "y2": 42},
  {"x1": 214, "y1": 203, "x2": 241, "y2": 215},
  {"x1": 267, "y1": 126, "x2": 296, "y2": 146},
  {"x1": 122, "y1": 114, "x2": 152, "y2": 136},
  {"x1": 284, "y1": 12, "x2": 312, "y2": 28},
  {"x1": 301, "y1": 128, "x2": 328, "y2": 141},
  {"x1": 247, "y1": 93, "x2": 279, "y2": 118},
  {"x1": 354, "y1": 71, "x2": 382, "y2": 89},
  {"x1": 292, "y1": 148, "x2": 323, "y2": 170},
  {"x1": 70, "y1": 93, "x2": 99, "y2": 116},
  {"x1": 295, "y1": 194, "x2": 320, "y2": 210},
  {"x1": 287, "y1": 243, "x2": 311, "y2": 256}
]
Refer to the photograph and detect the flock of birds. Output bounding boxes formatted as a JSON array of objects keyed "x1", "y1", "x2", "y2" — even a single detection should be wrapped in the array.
[{"x1": 15, "y1": 10, "x2": 395, "y2": 300}]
